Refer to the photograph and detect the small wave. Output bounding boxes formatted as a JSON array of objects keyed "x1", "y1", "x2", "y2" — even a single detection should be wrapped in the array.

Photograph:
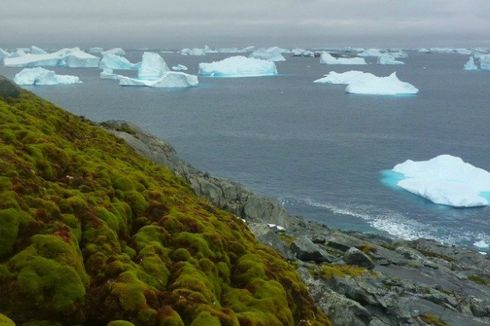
[{"x1": 289, "y1": 198, "x2": 490, "y2": 250}]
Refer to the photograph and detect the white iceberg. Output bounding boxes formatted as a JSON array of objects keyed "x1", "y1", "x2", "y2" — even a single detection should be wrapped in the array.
[
  {"x1": 345, "y1": 72, "x2": 418, "y2": 95},
  {"x1": 106, "y1": 52, "x2": 198, "y2": 88},
  {"x1": 4, "y1": 47, "x2": 100, "y2": 68},
  {"x1": 172, "y1": 64, "x2": 188, "y2": 71},
  {"x1": 479, "y1": 54, "x2": 490, "y2": 70},
  {"x1": 314, "y1": 71, "x2": 365, "y2": 84},
  {"x1": 291, "y1": 48, "x2": 315, "y2": 57},
  {"x1": 474, "y1": 240, "x2": 489, "y2": 249},
  {"x1": 14, "y1": 67, "x2": 82, "y2": 85},
  {"x1": 138, "y1": 52, "x2": 170, "y2": 79},
  {"x1": 100, "y1": 53, "x2": 139, "y2": 70},
  {"x1": 418, "y1": 48, "x2": 431, "y2": 54},
  {"x1": 31, "y1": 46, "x2": 47, "y2": 55},
  {"x1": 377, "y1": 53, "x2": 404, "y2": 65},
  {"x1": 429, "y1": 48, "x2": 472, "y2": 55},
  {"x1": 250, "y1": 47, "x2": 287, "y2": 62},
  {"x1": 89, "y1": 47, "x2": 104, "y2": 54},
  {"x1": 320, "y1": 52, "x2": 367, "y2": 65},
  {"x1": 118, "y1": 72, "x2": 198, "y2": 88},
  {"x1": 358, "y1": 48, "x2": 384, "y2": 57},
  {"x1": 464, "y1": 57, "x2": 478, "y2": 71},
  {"x1": 390, "y1": 155, "x2": 490, "y2": 207},
  {"x1": 0, "y1": 48, "x2": 9, "y2": 60},
  {"x1": 180, "y1": 47, "x2": 206, "y2": 56},
  {"x1": 198, "y1": 56, "x2": 278, "y2": 77},
  {"x1": 101, "y1": 48, "x2": 126, "y2": 56},
  {"x1": 389, "y1": 50, "x2": 408, "y2": 59},
  {"x1": 216, "y1": 46, "x2": 254, "y2": 54}
]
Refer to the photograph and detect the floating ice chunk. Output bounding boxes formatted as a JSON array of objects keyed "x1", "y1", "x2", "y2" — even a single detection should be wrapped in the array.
[
  {"x1": 251, "y1": 47, "x2": 287, "y2": 62},
  {"x1": 198, "y1": 56, "x2": 278, "y2": 77},
  {"x1": 345, "y1": 72, "x2": 418, "y2": 95},
  {"x1": 389, "y1": 50, "x2": 408, "y2": 59},
  {"x1": 474, "y1": 240, "x2": 489, "y2": 249},
  {"x1": 14, "y1": 67, "x2": 82, "y2": 85},
  {"x1": 418, "y1": 48, "x2": 431, "y2": 54},
  {"x1": 314, "y1": 71, "x2": 365, "y2": 84},
  {"x1": 4, "y1": 47, "x2": 100, "y2": 68},
  {"x1": 31, "y1": 46, "x2": 47, "y2": 55},
  {"x1": 100, "y1": 68, "x2": 122, "y2": 80},
  {"x1": 358, "y1": 48, "x2": 384, "y2": 57},
  {"x1": 320, "y1": 52, "x2": 367, "y2": 65},
  {"x1": 138, "y1": 52, "x2": 169, "y2": 80},
  {"x1": 464, "y1": 57, "x2": 478, "y2": 71},
  {"x1": 0, "y1": 48, "x2": 9, "y2": 60},
  {"x1": 216, "y1": 46, "x2": 254, "y2": 54},
  {"x1": 377, "y1": 53, "x2": 404, "y2": 65},
  {"x1": 389, "y1": 155, "x2": 490, "y2": 207},
  {"x1": 172, "y1": 64, "x2": 188, "y2": 71},
  {"x1": 291, "y1": 48, "x2": 315, "y2": 57},
  {"x1": 102, "y1": 48, "x2": 126, "y2": 56},
  {"x1": 100, "y1": 53, "x2": 139, "y2": 70},
  {"x1": 118, "y1": 72, "x2": 198, "y2": 88},
  {"x1": 180, "y1": 48, "x2": 206, "y2": 56},
  {"x1": 89, "y1": 47, "x2": 104, "y2": 54},
  {"x1": 479, "y1": 54, "x2": 490, "y2": 70}
]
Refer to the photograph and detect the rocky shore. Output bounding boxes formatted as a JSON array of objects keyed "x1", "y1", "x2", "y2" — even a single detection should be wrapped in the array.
[{"x1": 104, "y1": 120, "x2": 490, "y2": 326}]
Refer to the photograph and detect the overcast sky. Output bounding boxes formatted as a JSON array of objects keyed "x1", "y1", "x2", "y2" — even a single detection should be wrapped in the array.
[{"x1": 1, "y1": 0, "x2": 489, "y2": 48}]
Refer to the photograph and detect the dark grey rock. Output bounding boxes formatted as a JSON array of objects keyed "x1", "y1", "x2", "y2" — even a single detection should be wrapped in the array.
[
  {"x1": 344, "y1": 247, "x2": 375, "y2": 269},
  {"x1": 291, "y1": 236, "x2": 334, "y2": 263},
  {"x1": 0, "y1": 75, "x2": 20, "y2": 99}
]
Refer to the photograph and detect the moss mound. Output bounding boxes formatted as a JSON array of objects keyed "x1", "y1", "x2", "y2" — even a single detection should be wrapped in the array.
[{"x1": 0, "y1": 85, "x2": 330, "y2": 325}]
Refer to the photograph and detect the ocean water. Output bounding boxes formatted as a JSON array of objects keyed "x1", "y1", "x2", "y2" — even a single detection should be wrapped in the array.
[{"x1": 2, "y1": 51, "x2": 490, "y2": 251}]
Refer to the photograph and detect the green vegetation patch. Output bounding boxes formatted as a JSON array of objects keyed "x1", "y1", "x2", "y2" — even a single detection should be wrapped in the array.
[{"x1": 0, "y1": 88, "x2": 330, "y2": 325}]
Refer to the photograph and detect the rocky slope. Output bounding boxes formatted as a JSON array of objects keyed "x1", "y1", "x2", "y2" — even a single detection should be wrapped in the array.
[
  {"x1": 0, "y1": 78, "x2": 330, "y2": 325},
  {"x1": 103, "y1": 121, "x2": 490, "y2": 326}
]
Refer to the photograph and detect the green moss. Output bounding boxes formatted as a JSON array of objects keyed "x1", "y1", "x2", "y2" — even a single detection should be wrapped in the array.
[
  {"x1": 419, "y1": 313, "x2": 450, "y2": 326},
  {"x1": 0, "y1": 90, "x2": 330, "y2": 325},
  {"x1": 468, "y1": 274, "x2": 489, "y2": 286},
  {"x1": 321, "y1": 264, "x2": 367, "y2": 280},
  {"x1": 106, "y1": 320, "x2": 135, "y2": 326},
  {"x1": 0, "y1": 313, "x2": 15, "y2": 326}
]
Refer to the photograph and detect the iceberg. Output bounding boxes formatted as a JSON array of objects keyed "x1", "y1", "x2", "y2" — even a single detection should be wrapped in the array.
[
  {"x1": 0, "y1": 48, "x2": 9, "y2": 60},
  {"x1": 31, "y1": 46, "x2": 47, "y2": 55},
  {"x1": 320, "y1": 52, "x2": 367, "y2": 65},
  {"x1": 4, "y1": 47, "x2": 100, "y2": 68},
  {"x1": 314, "y1": 71, "x2": 365, "y2": 84},
  {"x1": 429, "y1": 48, "x2": 472, "y2": 55},
  {"x1": 100, "y1": 69, "x2": 121, "y2": 80},
  {"x1": 180, "y1": 47, "x2": 207, "y2": 56},
  {"x1": 99, "y1": 53, "x2": 139, "y2": 70},
  {"x1": 388, "y1": 155, "x2": 490, "y2": 207},
  {"x1": 14, "y1": 67, "x2": 82, "y2": 85},
  {"x1": 479, "y1": 54, "x2": 490, "y2": 70},
  {"x1": 198, "y1": 56, "x2": 278, "y2": 77},
  {"x1": 102, "y1": 48, "x2": 126, "y2": 56},
  {"x1": 377, "y1": 53, "x2": 404, "y2": 65},
  {"x1": 464, "y1": 57, "x2": 478, "y2": 71},
  {"x1": 138, "y1": 52, "x2": 170, "y2": 79},
  {"x1": 172, "y1": 64, "x2": 188, "y2": 71},
  {"x1": 216, "y1": 46, "x2": 254, "y2": 54},
  {"x1": 389, "y1": 50, "x2": 408, "y2": 59},
  {"x1": 250, "y1": 47, "x2": 287, "y2": 62},
  {"x1": 345, "y1": 72, "x2": 418, "y2": 95},
  {"x1": 89, "y1": 47, "x2": 104, "y2": 54},
  {"x1": 118, "y1": 72, "x2": 198, "y2": 88},
  {"x1": 291, "y1": 48, "x2": 315, "y2": 57},
  {"x1": 418, "y1": 48, "x2": 431, "y2": 54},
  {"x1": 358, "y1": 48, "x2": 384, "y2": 57}
]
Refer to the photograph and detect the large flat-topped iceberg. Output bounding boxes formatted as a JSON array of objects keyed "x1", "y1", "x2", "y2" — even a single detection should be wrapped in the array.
[
  {"x1": 377, "y1": 53, "x2": 404, "y2": 65},
  {"x1": 320, "y1": 53, "x2": 367, "y2": 65},
  {"x1": 199, "y1": 56, "x2": 277, "y2": 77},
  {"x1": 388, "y1": 155, "x2": 490, "y2": 207},
  {"x1": 4, "y1": 47, "x2": 99, "y2": 68},
  {"x1": 14, "y1": 67, "x2": 82, "y2": 85},
  {"x1": 314, "y1": 71, "x2": 364, "y2": 84},
  {"x1": 118, "y1": 72, "x2": 198, "y2": 88},
  {"x1": 345, "y1": 72, "x2": 418, "y2": 95},
  {"x1": 250, "y1": 47, "x2": 287, "y2": 62},
  {"x1": 100, "y1": 53, "x2": 139, "y2": 70}
]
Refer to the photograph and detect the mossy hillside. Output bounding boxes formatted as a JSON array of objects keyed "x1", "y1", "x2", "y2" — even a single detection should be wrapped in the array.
[{"x1": 0, "y1": 89, "x2": 330, "y2": 325}]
